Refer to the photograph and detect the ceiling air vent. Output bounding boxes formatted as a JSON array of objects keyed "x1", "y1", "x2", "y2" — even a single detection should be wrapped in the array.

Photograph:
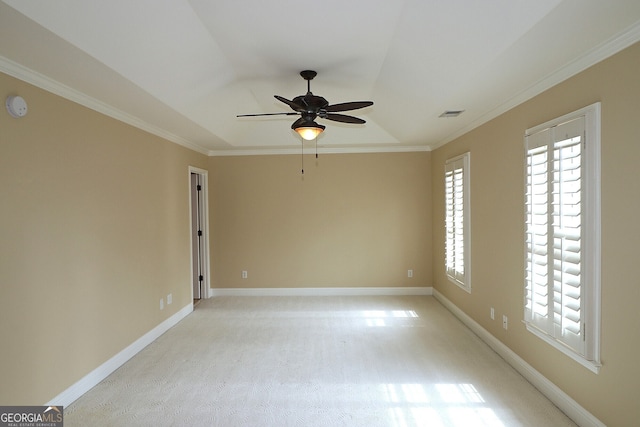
[{"x1": 439, "y1": 110, "x2": 465, "y2": 118}]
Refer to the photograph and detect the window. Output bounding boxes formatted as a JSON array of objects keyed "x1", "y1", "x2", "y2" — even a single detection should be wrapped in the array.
[
  {"x1": 524, "y1": 103, "x2": 601, "y2": 373},
  {"x1": 445, "y1": 152, "x2": 470, "y2": 292}
]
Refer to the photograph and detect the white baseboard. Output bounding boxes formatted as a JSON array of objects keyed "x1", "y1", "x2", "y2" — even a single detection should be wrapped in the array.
[
  {"x1": 50, "y1": 288, "x2": 600, "y2": 425},
  {"x1": 45, "y1": 303, "x2": 193, "y2": 407},
  {"x1": 210, "y1": 286, "x2": 433, "y2": 297},
  {"x1": 432, "y1": 289, "x2": 605, "y2": 427}
]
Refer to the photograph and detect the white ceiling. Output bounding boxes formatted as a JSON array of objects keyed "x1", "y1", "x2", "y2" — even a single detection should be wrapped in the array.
[{"x1": 2, "y1": 0, "x2": 640, "y2": 155}]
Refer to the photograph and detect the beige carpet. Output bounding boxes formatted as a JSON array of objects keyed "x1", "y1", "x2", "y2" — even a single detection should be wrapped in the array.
[{"x1": 65, "y1": 296, "x2": 577, "y2": 426}]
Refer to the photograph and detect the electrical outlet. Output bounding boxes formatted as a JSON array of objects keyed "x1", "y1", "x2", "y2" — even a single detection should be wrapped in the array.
[
  {"x1": 407, "y1": 269, "x2": 413, "y2": 278},
  {"x1": 167, "y1": 293, "x2": 172, "y2": 305},
  {"x1": 502, "y1": 315, "x2": 508, "y2": 330},
  {"x1": 242, "y1": 270, "x2": 248, "y2": 279},
  {"x1": 490, "y1": 307, "x2": 495, "y2": 320},
  {"x1": 160, "y1": 298, "x2": 164, "y2": 310}
]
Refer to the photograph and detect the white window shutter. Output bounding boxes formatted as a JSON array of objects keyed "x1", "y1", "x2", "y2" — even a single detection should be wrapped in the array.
[
  {"x1": 525, "y1": 119, "x2": 585, "y2": 352},
  {"x1": 552, "y1": 117, "x2": 585, "y2": 355},
  {"x1": 525, "y1": 128, "x2": 551, "y2": 331},
  {"x1": 445, "y1": 153, "x2": 470, "y2": 291},
  {"x1": 524, "y1": 103, "x2": 600, "y2": 372}
]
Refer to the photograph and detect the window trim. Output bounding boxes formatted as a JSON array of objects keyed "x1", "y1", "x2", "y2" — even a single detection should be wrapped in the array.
[
  {"x1": 523, "y1": 103, "x2": 601, "y2": 373},
  {"x1": 445, "y1": 152, "x2": 471, "y2": 293}
]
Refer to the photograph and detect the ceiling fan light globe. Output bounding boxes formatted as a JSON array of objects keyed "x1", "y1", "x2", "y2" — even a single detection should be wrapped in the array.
[{"x1": 295, "y1": 125, "x2": 324, "y2": 140}]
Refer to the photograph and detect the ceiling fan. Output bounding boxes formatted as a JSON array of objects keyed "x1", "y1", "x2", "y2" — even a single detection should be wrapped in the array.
[{"x1": 237, "y1": 70, "x2": 374, "y2": 140}]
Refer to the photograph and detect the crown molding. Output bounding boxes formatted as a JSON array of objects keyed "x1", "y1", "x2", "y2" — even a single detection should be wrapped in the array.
[
  {"x1": 0, "y1": 55, "x2": 210, "y2": 155},
  {"x1": 208, "y1": 145, "x2": 431, "y2": 157},
  {"x1": 432, "y1": 21, "x2": 640, "y2": 151},
  {"x1": 4, "y1": 19, "x2": 638, "y2": 157},
  {"x1": 0, "y1": 55, "x2": 429, "y2": 157}
]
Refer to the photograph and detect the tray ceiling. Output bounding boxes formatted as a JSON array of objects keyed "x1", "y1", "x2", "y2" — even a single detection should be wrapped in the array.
[{"x1": 1, "y1": 0, "x2": 640, "y2": 155}]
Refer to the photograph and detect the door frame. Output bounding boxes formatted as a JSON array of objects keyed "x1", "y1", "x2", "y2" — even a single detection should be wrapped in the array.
[{"x1": 188, "y1": 166, "x2": 211, "y2": 301}]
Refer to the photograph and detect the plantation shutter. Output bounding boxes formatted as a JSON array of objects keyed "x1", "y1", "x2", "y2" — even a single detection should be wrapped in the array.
[
  {"x1": 525, "y1": 128, "x2": 551, "y2": 331},
  {"x1": 525, "y1": 117, "x2": 585, "y2": 356},
  {"x1": 445, "y1": 156, "x2": 466, "y2": 285}
]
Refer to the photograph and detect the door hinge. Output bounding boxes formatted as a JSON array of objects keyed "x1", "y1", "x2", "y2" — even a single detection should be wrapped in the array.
[
  {"x1": 198, "y1": 230, "x2": 202, "y2": 236},
  {"x1": 199, "y1": 275, "x2": 204, "y2": 282},
  {"x1": 197, "y1": 184, "x2": 202, "y2": 191}
]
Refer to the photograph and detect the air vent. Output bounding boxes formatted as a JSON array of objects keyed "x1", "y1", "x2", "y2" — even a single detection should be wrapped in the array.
[{"x1": 439, "y1": 110, "x2": 465, "y2": 118}]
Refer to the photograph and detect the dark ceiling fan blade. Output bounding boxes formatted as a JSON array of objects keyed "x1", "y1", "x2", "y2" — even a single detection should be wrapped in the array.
[
  {"x1": 275, "y1": 95, "x2": 305, "y2": 112},
  {"x1": 323, "y1": 113, "x2": 366, "y2": 124},
  {"x1": 237, "y1": 112, "x2": 299, "y2": 117},
  {"x1": 325, "y1": 101, "x2": 373, "y2": 112}
]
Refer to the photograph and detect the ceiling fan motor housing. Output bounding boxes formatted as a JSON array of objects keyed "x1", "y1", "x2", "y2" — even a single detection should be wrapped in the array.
[{"x1": 292, "y1": 94, "x2": 329, "y2": 114}]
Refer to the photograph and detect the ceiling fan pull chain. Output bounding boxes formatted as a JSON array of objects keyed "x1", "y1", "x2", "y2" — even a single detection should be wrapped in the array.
[{"x1": 301, "y1": 137, "x2": 304, "y2": 175}]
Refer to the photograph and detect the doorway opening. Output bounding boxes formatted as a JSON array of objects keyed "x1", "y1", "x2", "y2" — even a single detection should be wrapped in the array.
[{"x1": 189, "y1": 167, "x2": 211, "y2": 307}]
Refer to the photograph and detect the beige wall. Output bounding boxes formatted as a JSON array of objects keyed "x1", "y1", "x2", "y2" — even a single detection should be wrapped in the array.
[
  {"x1": 0, "y1": 72, "x2": 208, "y2": 404},
  {"x1": 431, "y1": 42, "x2": 640, "y2": 426},
  {"x1": 209, "y1": 152, "x2": 432, "y2": 289},
  {"x1": 3, "y1": 39, "x2": 638, "y2": 425}
]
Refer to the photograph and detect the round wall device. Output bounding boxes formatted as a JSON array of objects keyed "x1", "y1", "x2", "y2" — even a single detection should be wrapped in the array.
[{"x1": 6, "y1": 95, "x2": 28, "y2": 118}]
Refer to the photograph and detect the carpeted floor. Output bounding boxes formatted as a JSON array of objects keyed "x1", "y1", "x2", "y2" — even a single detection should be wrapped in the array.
[{"x1": 64, "y1": 295, "x2": 577, "y2": 426}]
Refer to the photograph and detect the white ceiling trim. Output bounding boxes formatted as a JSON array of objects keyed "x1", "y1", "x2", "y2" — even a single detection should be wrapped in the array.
[
  {"x1": 3, "y1": 18, "x2": 640, "y2": 158},
  {"x1": 209, "y1": 145, "x2": 431, "y2": 157},
  {"x1": 430, "y1": 20, "x2": 640, "y2": 151},
  {"x1": 1, "y1": 53, "x2": 428, "y2": 156},
  {"x1": 0, "y1": 55, "x2": 210, "y2": 155}
]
